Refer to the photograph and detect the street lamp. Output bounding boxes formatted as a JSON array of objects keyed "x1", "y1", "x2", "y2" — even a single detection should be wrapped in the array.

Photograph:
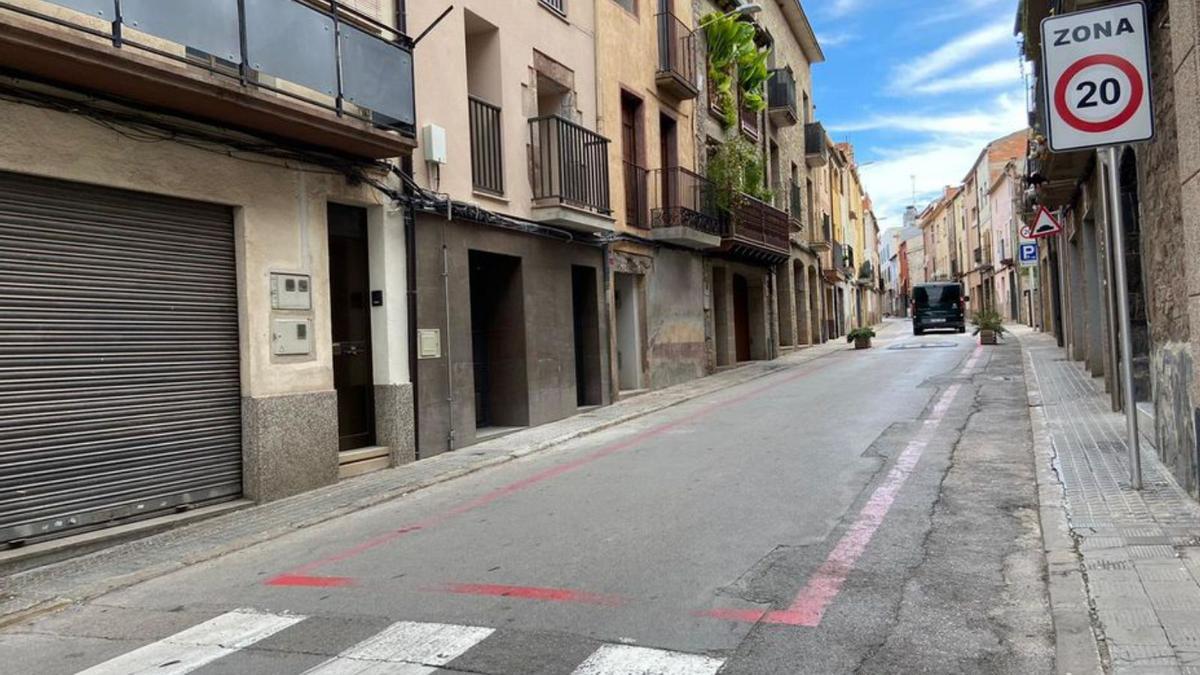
[{"x1": 699, "y1": 2, "x2": 762, "y2": 27}]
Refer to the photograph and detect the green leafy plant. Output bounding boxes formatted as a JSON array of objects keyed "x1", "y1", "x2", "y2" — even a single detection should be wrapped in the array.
[
  {"x1": 847, "y1": 327, "x2": 877, "y2": 342},
  {"x1": 706, "y1": 138, "x2": 773, "y2": 211},
  {"x1": 701, "y1": 12, "x2": 771, "y2": 129},
  {"x1": 971, "y1": 309, "x2": 1006, "y2": 334}
]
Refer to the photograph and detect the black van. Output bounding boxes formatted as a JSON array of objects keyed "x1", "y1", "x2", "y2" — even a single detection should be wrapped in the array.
[{"x1": 912, "y1": 282, "x2": 966, "y2": 335}]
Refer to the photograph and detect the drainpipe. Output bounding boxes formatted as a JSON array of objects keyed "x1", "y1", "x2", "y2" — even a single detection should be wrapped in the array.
[
  {"x1": 402, "y1": 164, "x2": 420, "y2": 460},
  {"x1": 442, "y1": 215, "x2": 455, "y2": 451}
]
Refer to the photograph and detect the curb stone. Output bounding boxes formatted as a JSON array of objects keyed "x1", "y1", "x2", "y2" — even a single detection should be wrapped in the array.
[{"x1": 1018, "y1": 332, "x2": 1106, "y2": 675}]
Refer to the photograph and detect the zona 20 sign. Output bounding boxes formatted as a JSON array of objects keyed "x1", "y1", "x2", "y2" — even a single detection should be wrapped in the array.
[{"x1": 1041, "y1": 1, "x2": 1154, "y2": 152}]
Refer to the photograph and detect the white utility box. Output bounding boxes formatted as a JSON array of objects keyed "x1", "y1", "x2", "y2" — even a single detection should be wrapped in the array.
[{"x1": 272, "y1": 319, "x2": 313, "y2": 356}]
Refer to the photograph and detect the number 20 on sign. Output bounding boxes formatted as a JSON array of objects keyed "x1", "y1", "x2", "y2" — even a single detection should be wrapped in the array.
[{"x1": 1041, "y1": 1, "x2": 1154, "y2": 152}]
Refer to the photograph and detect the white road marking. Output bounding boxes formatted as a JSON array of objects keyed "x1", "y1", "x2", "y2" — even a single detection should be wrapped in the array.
[
  {"x1": 571, "y1": 644, "x2": 725, "y2": 675},
  {"x1": 304, "y1": 620, "x2": 495, "y2": 674},
  {"x1": 75, "y1": 608, "x2": 304, "y2": 675}
]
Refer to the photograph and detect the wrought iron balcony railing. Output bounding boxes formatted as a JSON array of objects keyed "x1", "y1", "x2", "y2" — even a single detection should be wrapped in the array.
[
  {"x1": 17, "y1": 0, "x2": 416, "y2": 136},
  {"x1": 469, "y1": 96, "x2": 503, "y2": 195},
  {"x1": 529, "y1": 115, "x2": 612, "y2": 215},
  {"x1": 767, "y1": 67, "x2": 798, "y2": 126},
  {"x1": 805, "y1": 122, "x2": 828, "y2": 167},
  {"x1": 650, "y1": 167, "x2": 720, "y2": 235},
  {"x1": 655, "y1": 12, "x2": 699, "y2": 99}
]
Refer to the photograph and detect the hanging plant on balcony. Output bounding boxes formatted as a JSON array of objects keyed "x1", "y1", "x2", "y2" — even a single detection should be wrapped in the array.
[
  {"x1": 701, "y1": 12, "x2": 770, "y2": 129},
  {"x1": 707, "y1": 137, "x2": 773, "y2": 212}
]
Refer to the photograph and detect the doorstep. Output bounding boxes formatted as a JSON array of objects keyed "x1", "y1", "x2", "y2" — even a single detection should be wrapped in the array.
[
  {"x1": 338, "y1": 446, "x2": 392, "y2": 480},
  {"x1": 0, "y1": 500, "x2": 249, "y2": 577}
]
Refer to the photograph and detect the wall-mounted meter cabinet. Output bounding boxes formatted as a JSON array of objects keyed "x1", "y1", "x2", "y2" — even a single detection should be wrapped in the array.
[
  {"x1": 272, "y1": 318, "x2": 313, "y2": 356},
  {"x1": 270, "y1": 273, "x2": 312, "y2": 310}
]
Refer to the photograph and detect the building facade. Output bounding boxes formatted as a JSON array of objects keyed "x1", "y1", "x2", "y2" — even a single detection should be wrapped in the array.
[
  {"x1": 1018, "y1": 0, "x2": 1199, "y2": 501},
  {"x1": 408, "y1": 0, "x2": 612, "y2": 453},
  {"x1": 0, "y1": 0, "x2": 419, "y2": 545}
]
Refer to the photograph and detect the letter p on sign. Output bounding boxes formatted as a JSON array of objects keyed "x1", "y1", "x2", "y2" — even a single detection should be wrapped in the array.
[{"x1": 1041, "y1": 1, "x2": 1154, "y2": 152}]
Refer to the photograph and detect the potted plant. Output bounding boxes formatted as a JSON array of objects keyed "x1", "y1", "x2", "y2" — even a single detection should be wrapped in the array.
[
  {"x1": 847, "y1": 327, "x2": 876, "y2": 350},
  {"x1": 971, "y1": 309, "x2": 1006, "y2": 345}
]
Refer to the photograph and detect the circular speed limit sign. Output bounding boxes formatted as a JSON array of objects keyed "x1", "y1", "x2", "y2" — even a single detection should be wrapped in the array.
[
  {"x1": 1054, "y1": 54, "x2": 1144, "y2": 133},
  {"x1": 1040, "y1": 2, "x2": 1154, "y2": 151}
]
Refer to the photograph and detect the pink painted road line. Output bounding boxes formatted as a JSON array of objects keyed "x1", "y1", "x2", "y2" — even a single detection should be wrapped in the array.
[
  {"x1": 701, "y1": 345, "x2": 984, "y2": 627},
  {"x1": 265, "y1": 358, "x2": 842, "y2": 587},
  {"x1": 430, "y1": 583, "x2": 625, "y2": 607}
]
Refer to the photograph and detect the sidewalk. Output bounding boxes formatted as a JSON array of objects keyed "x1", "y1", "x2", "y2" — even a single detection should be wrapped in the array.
[
  {"x1": 1020, "y1": 328, "x2": 1200, "y2": 675},
  {"x1": 0, "y1": 325, "x2": 876, "y2": 628}
]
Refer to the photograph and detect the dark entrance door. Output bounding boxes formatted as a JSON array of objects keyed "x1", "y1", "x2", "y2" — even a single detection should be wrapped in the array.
[
  {"x1": 733, "y1": 274, "x2": 752, "y2": 362},
  {"x1": 328, "y1": 204, "x2": 376, "y2": 452}
]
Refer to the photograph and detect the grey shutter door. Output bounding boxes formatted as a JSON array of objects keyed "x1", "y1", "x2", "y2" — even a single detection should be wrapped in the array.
[{"x1": 0, "y1": 171, "x2": 241, "y2": 544}]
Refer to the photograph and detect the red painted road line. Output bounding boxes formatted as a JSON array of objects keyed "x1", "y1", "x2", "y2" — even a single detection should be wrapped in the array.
[
  {"x1": 265, "y1": 574, "x2": 355, "y2": 588},
  {"x1": 430, "y1": 583, "x2": 625, "y2": 607},
  {"x1": 700, "y1": 345, "x2": 984, "y2": 627},
  {"x1": 265, "y1": 357, "x2": 842, "y2": 587}
]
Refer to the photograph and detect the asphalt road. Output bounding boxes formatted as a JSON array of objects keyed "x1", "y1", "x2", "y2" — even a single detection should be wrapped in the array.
[{"x1": 0, "y1": 320, "x2": 1055, "y2": 674}]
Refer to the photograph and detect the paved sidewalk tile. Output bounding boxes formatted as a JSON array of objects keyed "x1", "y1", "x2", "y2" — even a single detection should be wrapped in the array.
[{"x1": 1022, "y1": 329, "x2": 1200, "y2": 673}]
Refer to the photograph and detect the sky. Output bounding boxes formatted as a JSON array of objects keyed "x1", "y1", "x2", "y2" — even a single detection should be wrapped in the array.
[{"x1": 807, "y1": 0, "x2": 1029, "y2": 230}]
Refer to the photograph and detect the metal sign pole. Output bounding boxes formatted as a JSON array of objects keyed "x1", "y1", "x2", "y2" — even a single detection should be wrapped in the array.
[{"x1": 1105, "y1": 145, "x2": 1143, "y2": 490}]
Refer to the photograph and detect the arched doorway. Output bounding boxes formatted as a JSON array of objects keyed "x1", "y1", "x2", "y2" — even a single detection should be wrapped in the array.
[{"x1": 1118, "y1": 148, "x2": 1151, "y2": 402}]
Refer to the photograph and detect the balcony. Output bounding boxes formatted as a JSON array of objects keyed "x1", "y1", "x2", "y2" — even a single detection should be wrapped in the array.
[
  {"x1": 810, "y1": 214, "x2": 832, "y2": 251},
  {"x1": 655, "y1": 12, "x2": 699, "y2": 100},
  {"x1": 825, "y1": 240, "x2": 847, "y2": 283},
  {"x1": 805, "y1": 122, "x2": 829, "y2": 167},
  {"x1": 649, "y1": 167, "x2": 720, "y2": 249},
  {"x1": 469, "y1": 96, "x2": 503, "y2": 196},
  {"x1": 789, "y1": 181, "x2": 803, "y2": 229},
  {"x1": 767, "y1": 67, "x2": 798, "y2": 127},
  {"x1": 718, "y1": 194, "x2": 790, "y2": 264},
  {"x1": 0, "y1": 0, "x2": 416, "y2": 159},
  {"x1": 528, "y1": 115, "x2": 614, "y2": 233},
  {"x1": 739, "y1": 103, "x2": 760, "y2": 141}
]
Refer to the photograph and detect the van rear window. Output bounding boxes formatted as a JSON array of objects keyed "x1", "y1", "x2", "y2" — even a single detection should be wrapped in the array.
[{"x1": 914, "y1": 285, "x2": 961, "y2": 307}]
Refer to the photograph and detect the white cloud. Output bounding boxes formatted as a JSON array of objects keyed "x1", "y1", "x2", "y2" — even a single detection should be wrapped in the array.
[
  {"x1": 825, "y1": 0, "x2": 864, "y2": 19},
  {"x1": 910, "y1": 60, "x2": 1022, "y2": 95},
  {"x1": 816, "y1": 32, "x2": 857, "y2": 48},
  {"x1": 892, "y1": 20, "x2": 1014, "y2": 92},
  {"x1": 829, "y1": 92, "x2": 1027, "y2": 136},
  {"x1": 845, "y1": 94, "x2": 1028, "y2": 226}
]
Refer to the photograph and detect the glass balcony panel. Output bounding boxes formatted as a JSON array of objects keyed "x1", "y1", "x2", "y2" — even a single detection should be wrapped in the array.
[
  {"x1": 44, "y1": 0, "x2": 112, "y2": 19},
  {"x1": 121, "y1": 0, "x2": 242, "y2": 63},
  {"x1": 245, "y1": 0, "x2": 338, "y2": 97},
  {"x1": 341, "y1": 23, "x2": 415, "y2": 126}
]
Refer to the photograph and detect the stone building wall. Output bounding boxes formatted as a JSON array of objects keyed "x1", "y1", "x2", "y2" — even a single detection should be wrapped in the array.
[{"x1": 1137, "y1": 0, "x2": 1196, "y2": 497}]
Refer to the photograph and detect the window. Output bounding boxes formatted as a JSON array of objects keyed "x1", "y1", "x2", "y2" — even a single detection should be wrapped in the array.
[
  {"x1": 540, "y1": 0, "x2": 567, "y2": 16},
  {"x1": 612, "y1": 0, "x2": 636, "y2": 14}
]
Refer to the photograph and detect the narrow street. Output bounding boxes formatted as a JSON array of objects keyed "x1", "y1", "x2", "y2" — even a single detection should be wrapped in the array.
[{"x1": 0, "y1": 321, "x2": 1054, "y2": 674}]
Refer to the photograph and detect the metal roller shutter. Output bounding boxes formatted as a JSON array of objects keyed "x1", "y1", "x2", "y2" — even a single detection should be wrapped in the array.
[{"x1": 0, "y1": 170, "x2": 241, "y2": 545}]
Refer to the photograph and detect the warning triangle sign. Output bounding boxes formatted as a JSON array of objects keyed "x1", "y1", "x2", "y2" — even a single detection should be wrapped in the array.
[{"x1": 1029, "y1": 207, "x2": 1063, "y2": 239}]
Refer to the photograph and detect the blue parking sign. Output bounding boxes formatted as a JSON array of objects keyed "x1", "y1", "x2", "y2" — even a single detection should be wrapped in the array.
[{"x1": 1019, "y1": 242, "x2": 1039, "y2": 266}]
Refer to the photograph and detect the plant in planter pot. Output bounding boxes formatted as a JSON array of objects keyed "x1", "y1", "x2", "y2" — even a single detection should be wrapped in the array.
[
  {"x1": 847, "y1": 327, "x2": 876, "y2": 350},
  {"x1": 971, "y1": 309, "x2": 1006, "y2": 345}
]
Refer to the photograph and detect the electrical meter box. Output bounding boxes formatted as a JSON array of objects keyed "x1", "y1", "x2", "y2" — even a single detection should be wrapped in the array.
[
  {"x1": 270, "y1": 273, "x2": 311, "y2": 310},
  {"x1": 272, "y1": 319, "x2": 312, "y2": 356}
]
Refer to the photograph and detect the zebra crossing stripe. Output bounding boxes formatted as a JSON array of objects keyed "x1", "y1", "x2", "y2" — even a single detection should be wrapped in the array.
[
  {"x1": 571, "y1": 644, "x2": 725, "y2": 675},
  {"x1": 303, "y1": 620, "x2": 495, "y2": 674},
  {"x1": 74, "y1": 608, "x2": 304, "y2": 675}
]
